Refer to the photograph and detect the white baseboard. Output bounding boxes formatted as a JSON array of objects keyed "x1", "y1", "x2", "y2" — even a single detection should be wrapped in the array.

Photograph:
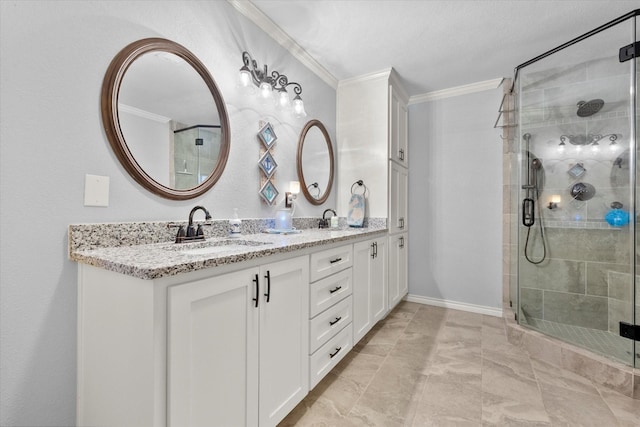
[{"x1": 405, "y1": 294, "x2": 503, "y2": 318}]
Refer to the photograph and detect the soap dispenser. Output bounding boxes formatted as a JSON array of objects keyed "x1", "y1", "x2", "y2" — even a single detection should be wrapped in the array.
[
  {"x1": 229, "y1": 208, "x2": 242, "y2": 237},
  {"x1": 605, "y1": 201, "x2": 630, "y2": 227}
]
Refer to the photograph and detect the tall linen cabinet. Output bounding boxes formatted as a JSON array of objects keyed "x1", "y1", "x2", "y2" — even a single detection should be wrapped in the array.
[{"x1": 336, "y1": 68, "x2": 410, "y2": 341}]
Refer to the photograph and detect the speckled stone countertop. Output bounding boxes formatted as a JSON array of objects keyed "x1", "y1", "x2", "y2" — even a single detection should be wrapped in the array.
[{"x1": 69, "y1": 218, "x2": 387, "y2": 280}]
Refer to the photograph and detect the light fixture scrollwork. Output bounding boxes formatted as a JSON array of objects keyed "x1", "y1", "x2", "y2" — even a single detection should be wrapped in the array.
[{"x1": 239, "y1": 51, "x2": 307, "y2": 118}]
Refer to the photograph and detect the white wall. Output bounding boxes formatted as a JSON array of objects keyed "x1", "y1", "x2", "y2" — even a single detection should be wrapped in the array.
[
  {"x1": 408, "y1": 87, "x2": 503, "y2": 312},
  {"x1": 0, "y1": 1, "x2": 336, "y2": 425}
]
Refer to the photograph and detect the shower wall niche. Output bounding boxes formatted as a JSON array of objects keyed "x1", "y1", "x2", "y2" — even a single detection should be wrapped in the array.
[
  {"x1": 515, "y1": 12, "x2": 638, "y2": 367},
  {"x1": 172, "y1": 125, "x2": 221, "y2": 189}
]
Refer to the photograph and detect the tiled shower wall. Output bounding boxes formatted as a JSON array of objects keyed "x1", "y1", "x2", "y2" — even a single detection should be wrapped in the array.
[
  {"x1": 513, "y1": 55, "x2": 639, "y2": 335},
  {"x1": 503, "y1": 45, "x2": 640, "y2": 353}
]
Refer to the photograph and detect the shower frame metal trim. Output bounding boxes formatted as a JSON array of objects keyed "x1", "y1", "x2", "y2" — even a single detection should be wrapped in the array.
[{"x1": 509, "y1": 9, "x2": 640, "y2": 92}]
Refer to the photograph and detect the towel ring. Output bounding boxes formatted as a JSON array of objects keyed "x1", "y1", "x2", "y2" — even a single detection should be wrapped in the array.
[{"x1": 351, "y1": 180, "x2": 368, "y2": 196}]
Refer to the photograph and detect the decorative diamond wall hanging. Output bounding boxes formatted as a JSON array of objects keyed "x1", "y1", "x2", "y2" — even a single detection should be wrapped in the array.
[
  {"x1": 259, "y1": 180, "x2": 279, "y2": 205},
  {"x1": 258, "y1": 150, "x2": 277, "y2": 178}
]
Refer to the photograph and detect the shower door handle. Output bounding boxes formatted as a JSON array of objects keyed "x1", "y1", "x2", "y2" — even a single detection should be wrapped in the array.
[{"x1": 522, "y1": 198, "x2": 535, "y2": 227}]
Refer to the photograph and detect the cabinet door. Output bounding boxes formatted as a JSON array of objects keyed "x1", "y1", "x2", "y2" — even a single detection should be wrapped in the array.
[
  {"x1": 371, "y1": 238, "x2": 388, "y2": 324},
  {"x1": 259, "y1": 256, "x2": 309, "y2": 427},
  {"x1": 388, "y1": 233, "x2": 408, "y2": 310},
  {"x1": 389, "y1": 85, "x2": 408, "y2": 166},
  {"x1": 352, "y1": 240, "x2": 373, "y2": 344},
  {"x1": 168, "y1": 268, "x2": 259, "y2": 427},
  {"x1": 389, "y1": 161, "x2": 409, "y2": 233},
  {"x1": 353, "y1": 238, "x2": 388, "y2": 343}
]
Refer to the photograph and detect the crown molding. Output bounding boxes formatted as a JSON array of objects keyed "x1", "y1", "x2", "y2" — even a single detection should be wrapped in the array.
[
  {"x1": 118, "y1": 103, "x2": 171, "y2": 123},
  {"x1": 337, "y1": 68, "x2": 393, "y2": 87},
  {"x1": 409, "y1": 77, "x2": 504, "y2": 105},
  {"x1": 228, "y1": 0, "x2": 339, "y2": 89}
]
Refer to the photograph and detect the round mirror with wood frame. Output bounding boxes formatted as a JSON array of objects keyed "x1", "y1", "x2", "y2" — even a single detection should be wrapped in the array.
[
  {"x1": 101, "y1": 38, "x2": 230, "y2": 200},
  {"x1": 297, "y1": 119, "x2": 334, "y2": 205}
]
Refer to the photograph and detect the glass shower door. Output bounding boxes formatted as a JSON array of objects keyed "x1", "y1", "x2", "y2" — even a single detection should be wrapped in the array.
[{"x1": 517, "y1": 19, "x2": 636, "y2": 366}]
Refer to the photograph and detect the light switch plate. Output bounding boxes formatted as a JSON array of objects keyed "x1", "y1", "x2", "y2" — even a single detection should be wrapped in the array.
[{"x1": 84, "y1": 174, "x2": 110, "y2": 207}]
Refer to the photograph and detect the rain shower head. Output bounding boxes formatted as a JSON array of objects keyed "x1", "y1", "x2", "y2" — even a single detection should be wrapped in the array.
[{"x1": 576, "y1": 99, "x2": 604, "y2": 117}]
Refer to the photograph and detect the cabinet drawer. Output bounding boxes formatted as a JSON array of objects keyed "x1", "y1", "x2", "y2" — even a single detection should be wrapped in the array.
[
  {"x1": 309, "y1": 296, "x2": 352, "y2": 354},
  {"x1": 309, "y1": 268, "x2": 352, "y2": 318},
  {"x1": 309, "y1": 325, "x2": 352, "y2": 389},
  {"x1": 310, "y1": 245, "x2": 353, "y2": 282}
]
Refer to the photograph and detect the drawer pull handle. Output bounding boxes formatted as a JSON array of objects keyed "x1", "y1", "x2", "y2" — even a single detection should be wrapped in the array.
[
  {"x1": 329, "y1": 316, "x2": 342, "y2": 326},
  {"x1": 329, "y1": 257, "x2": 342, "y2": 264},
  {"x1": 252, "y1": 274, "x2": 259, "y2": 308},
  {"x1": 264, "y1": 270, "x2": 271, "y2": 303},
  {"x1": 399, "y1": 148, "x2": 405, "y2": 161},
  {"x1": 329, "y1": 286, "x2": 342, "y2": 294},
  {"x1": 329, "y1": 347, "x2": 342, "y2": 358}
]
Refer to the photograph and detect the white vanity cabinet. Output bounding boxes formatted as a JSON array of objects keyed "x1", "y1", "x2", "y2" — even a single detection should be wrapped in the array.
[
  {"x1": 77, "y1": 255, "x2": 308, "y2": 427},
  {"x1": 389, "y1": 161, "x2": 409, "y2": 234},
  {"x1": 168, "y1": 268, "x2": 259, "y2": 427},
  {"x1": 352, "y1": 237, "x2": 388, "y2": 343},
  {"x1": 74, "y1": 228, "x2": 391, "y2": 427},
  {"x1": 308, "y1": 245, "x2": 353, "y2": 388},
  {"x1": 168, "y1": 256, "x2": 309, "y2": 427},
  {"x1": 388, "y1": 232, "x2": 408, "y2": 310},
  {"x1": 257, "y1": 257, "x2": 309, "y2": 426},
  {"x1": 390, "y1": 83, "x2": 409, "y2": 167},
  {"x1": 337, "y1": 68, "x2": 409, "y2": 315},
  {"x1": 337, "y1": 68, "x2": 408, "y2": 220}
]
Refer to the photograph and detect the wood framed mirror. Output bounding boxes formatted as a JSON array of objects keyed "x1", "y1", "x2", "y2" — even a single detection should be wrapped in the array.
[
  {"x1": 101, "y1": 38, "x2": 230, "y2": 200},
  {"x1": 297, "y1": 119, "x2": 334, "y2": 205}
]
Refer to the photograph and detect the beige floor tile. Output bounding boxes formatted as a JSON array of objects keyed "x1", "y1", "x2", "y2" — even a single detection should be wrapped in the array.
[
  {"x1": 481, "y1": 357, "x2": 549, "y2": 425},
  {"x1": 538, "y1": 381, "x2": 619, "y2": 426},
  {"x1": 332, "y1": 351, "x2": 385, "y2": 392},
  {"x1": 280, "y1": 304, "x2": 637, "y2": 427},
  {"x1": 598, "y1": 386, "x2": 640, "y2": 427},
  {"x1": 530, "y1": 359, "x2": 600, "y2": 396},
  {"x1": 354, "y1": 364, "x2": 427, "y2": 422},
  {"x1": 413, "y1": 371, "x2": 482, "y2": 425}
]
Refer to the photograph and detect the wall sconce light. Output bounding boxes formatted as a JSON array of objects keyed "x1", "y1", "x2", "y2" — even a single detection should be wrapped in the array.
[
  {"x1": 239, "y1": 51, "x2": 307, "y2": 118},
  {"x1": 548, "y1": 194, "x2": 561, "y2": 210},
  {"x1": 285, "y1": 181, "x2": 300, "y2": 208}
]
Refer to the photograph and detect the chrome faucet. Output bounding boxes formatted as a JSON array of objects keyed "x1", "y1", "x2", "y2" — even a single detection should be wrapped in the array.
[{"x1": 175, "y1": 206, "x2": 212, "y2": 243}]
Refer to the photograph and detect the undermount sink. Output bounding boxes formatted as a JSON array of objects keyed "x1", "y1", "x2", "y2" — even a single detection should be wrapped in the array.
[{"x1": 167, "y1": 239, "x2": 270, "y2": 256}]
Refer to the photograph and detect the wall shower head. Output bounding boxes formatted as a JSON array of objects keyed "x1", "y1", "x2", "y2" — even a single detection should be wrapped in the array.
[{"x1": 577, "y1": 99, "x2": 604, "y2": 117}]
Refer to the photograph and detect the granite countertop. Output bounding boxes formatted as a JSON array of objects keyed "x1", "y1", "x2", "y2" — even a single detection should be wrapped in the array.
[{"x1": 70, "y1": 223, "x2": 387, "y2": 280}]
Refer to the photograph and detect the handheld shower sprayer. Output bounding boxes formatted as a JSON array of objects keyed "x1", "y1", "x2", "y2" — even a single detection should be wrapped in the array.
[{"x1": 521, "y1": 133, "x2": 547, "y2": 264}]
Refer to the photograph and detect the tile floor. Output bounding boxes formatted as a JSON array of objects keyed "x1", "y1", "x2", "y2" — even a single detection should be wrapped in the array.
[{"x1": 279, "y1": 301, "x2": 640, "y2": 426}]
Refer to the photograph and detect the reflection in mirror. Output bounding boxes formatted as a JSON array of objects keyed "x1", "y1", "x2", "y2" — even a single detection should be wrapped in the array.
[
  {"x1": 101, "y1": 38, "x2": 229, "y2": 200},
  {"x1": 297, "y1": 120, "x2": 334, "y2": 205}
]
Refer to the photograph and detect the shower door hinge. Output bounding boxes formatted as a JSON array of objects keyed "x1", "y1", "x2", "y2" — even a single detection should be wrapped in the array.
[
  {"x1": 619, "y1": 41, "x2": 639, "y2": 63},
  {"x1": 619, "y1": 322, "x2": 640, "y2": 341}
]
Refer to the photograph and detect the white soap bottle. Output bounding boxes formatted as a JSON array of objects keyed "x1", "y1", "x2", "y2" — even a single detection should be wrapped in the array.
[{"x1": 229, "y1": 208, "x2": 242, "y2": 237}]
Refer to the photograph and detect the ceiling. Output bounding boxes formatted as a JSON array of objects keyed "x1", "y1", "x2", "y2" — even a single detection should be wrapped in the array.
[{"x1": 249, "y1": 0, "x2": 639, "y2": 97}]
